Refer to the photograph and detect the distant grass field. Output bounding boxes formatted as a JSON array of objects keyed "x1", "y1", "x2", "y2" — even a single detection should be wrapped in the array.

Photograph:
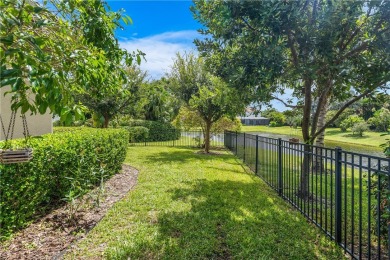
[
  {"x1": 241, "y1": 126, "x2": 387, "y2": 152},
  {"x1": 67, "y1": 146, "x2": 344, "y2": 259}
]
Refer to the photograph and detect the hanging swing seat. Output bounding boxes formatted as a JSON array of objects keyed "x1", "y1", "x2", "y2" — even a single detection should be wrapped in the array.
[
  {"x1": 0, "y1": 148, "x2": 33, "y2": 164},
  {"x1": 1, "y1": 108, "x2": 33, "y2": 164}
]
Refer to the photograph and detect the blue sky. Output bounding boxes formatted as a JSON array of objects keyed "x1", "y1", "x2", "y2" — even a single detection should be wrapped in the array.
[
  {"x1": 107, "y1": 1, "x2": 202, "y2": 79},
  {"x1": 106, "y1": 0, "x2": 289, "y2": 111}
]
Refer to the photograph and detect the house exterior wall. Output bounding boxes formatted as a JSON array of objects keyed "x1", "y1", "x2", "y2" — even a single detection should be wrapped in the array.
[
  {"x1": 0, "y1": 87, "x2": 52, "y2": 141},
  {"x1": 240, "y1": 118, "x2": 270, "y2": 126}
]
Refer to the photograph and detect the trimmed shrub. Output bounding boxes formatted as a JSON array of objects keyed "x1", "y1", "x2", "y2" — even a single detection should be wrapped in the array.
[
  {"x1": 0, "y1": 128, "x2": 129, "y2": 239},
  {"x1": 127, "y1": 126, "x2": 149, "y2": 142},
  {"x1": 351, "y1": 122, "x2": 368, "y2": 136},
  {"x1": 127, "y1": 120, "x2": 180, "y2": 142}
]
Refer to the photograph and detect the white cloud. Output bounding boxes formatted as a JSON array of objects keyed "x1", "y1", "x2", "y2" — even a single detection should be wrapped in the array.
[{"x1": 119, "y1": 30, "x2": 201, "y2": 79}]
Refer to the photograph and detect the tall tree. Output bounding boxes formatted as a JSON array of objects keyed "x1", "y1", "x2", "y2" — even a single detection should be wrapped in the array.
[
  {"x1": 170, "y1": 53, "x2": 244, "y2": 153},
  {"x1": 193, "y1": 0, "x2": 390, "y2": 144},
  {"x1": 193, "y1": 0, "x2": 390, "y2": 197},
  {"x1": 140, "y1": 78, "x2": 181, "y2": 122},
  {"x1": 78, "y1": 65, "x2": 147, "y2": 128}
]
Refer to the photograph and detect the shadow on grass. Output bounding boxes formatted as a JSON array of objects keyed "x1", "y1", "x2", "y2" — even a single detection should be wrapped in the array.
[
  {"x1": 107, "y1": 179, "x2": 342, "y2": 259},
  {"x1": 342, "y1": 134, "x2": 369, "y2": 139},
  {"x1": 325, "y1": 129, "x2": 370, "y2": 139},
  {"x1": 143, "y1": 149, "x2": 232, "y2": 164},
  {"x1": 325, "y1": 129, "x2": 342, "y2": 136}
]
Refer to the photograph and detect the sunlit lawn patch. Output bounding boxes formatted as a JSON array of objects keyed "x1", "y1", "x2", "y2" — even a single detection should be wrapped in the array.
[{"x1": 67, "y1": 146, "x2": 344, "y2": 259}]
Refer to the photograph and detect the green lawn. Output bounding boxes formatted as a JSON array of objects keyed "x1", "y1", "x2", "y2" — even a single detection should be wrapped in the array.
[
  {"x1": 67, "y1": 146, "x2": 344, "y2": 259},
  {"x1": 241, "y1": 125, "x2": 387, "y2": 151}
]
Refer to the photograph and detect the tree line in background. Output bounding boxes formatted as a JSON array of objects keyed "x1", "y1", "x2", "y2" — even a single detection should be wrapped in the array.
[
  {"x1": 261, "y1": 91, "x2": 390, "y2": 137},
  {"x1": 1, "y1": 0, "x2": 389, "y2": 154}
]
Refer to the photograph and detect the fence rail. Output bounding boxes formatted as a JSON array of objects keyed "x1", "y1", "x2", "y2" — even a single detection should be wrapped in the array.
[
  {"x1": 224, "y1": 130, "x2": 390, "y2": 259},
  {"x1": 129, "y1": 130, "x2": 224, "y2": 148}
]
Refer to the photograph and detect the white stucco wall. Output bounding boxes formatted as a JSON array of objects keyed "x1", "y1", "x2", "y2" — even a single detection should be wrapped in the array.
[{"x1": 0, "y1": 87, "x2": 52, "y2": 141}]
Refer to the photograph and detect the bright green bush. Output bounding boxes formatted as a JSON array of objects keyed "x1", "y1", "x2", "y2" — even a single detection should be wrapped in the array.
[
  {"x1": 368, "y1": 108, "x2": 390, "y2": 132},
  {"x1": 339, "y1": 115, "x2": 365, "y2": 132},
  {"x1": 127, "y1": 126, "x2": 149, "y2": 142},
  {"x1": 0, "y1": 128, "x2": 129, "y2": 239},
  {"x1": 266, "y1": 111, "x2": 286, "y2": 127},
  {"x1": 127, "y1": 120, "x2": 180, "y2": 142},
  {"x1": 53, "y1": 126, "x2": 85, "y2": 133}
]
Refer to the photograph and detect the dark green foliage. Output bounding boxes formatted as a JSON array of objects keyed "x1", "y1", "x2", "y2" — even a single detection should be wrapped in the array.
[
  {"x1": 127, "y1": 126, "x2": 149, "y2": 142},
  {"x1": 127, "y1": 120, "x2": 180, "y2": 142},
  {"x1": 369, "y1": 140, "x2": 390, "y2": 245},
  {"x1": 0, "y1": 128, "x2": 128, "y2": 239}
]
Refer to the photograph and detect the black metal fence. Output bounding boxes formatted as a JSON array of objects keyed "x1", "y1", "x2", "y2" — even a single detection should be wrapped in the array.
[
  {"x1": 225, "y1": 130, "x2": 390, "y2": 259},
  {"x1": 129, "y1": 130, "x2": 224, "y2": 148}
]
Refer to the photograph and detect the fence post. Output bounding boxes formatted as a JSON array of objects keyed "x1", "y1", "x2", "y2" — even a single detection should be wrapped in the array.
[
  {"x1": 335, "y1": 147, "x2": 342, "y2": 244},
  {"x1": 255, "y1": 135, "x2": 259, "y2": 174},
  {"x1": 243, "y1": 132, "x2": 246, "y2": 162},
  {"x1": 278, "y1": 138, "x2": 283, "y2": 196},
  {"x1": 235, "y1": 131, "x2": 238, "y2": 155}
]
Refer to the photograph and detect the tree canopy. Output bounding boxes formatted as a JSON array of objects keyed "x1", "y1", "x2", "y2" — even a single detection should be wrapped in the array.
[
  {"x1": 0, "y1": 0, "x2": 143, "y2": 119},
  {"x1": 169, "y1": 53, "x2": 244, "y2": 153},
  {"x1": 192, "y1": 0, "x2": 390, "y2": 144}
]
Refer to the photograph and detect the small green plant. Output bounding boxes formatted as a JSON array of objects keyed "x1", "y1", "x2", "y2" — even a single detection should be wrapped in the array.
[
  {"x1": 63, "y1": 178, "x2": 84, "y2": 223},
  {"x1": 93, "y1": 166, "x2": 108, "y2": 208},
  {"x1": 351, "y1": 122, "x2": 368, "y2": 136},
  {"x1": 193, "y1": 136, "x2": 202, "y2": 148}
]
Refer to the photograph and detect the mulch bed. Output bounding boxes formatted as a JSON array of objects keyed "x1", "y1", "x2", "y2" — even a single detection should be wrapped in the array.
[{"x1": 0, "y1": 164, "x2": 139, "y2": 259}]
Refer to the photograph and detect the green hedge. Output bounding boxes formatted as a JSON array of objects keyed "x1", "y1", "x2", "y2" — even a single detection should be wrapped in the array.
[
  {"x1": 0, "y1": 128, "x2": 129, "y2": 239},
  {"x1": 127, "y1": 126, "x2": 149, "y2": 142},
  {"x1": 126, "y1": 120, "x2": 180, "y2": 142}
]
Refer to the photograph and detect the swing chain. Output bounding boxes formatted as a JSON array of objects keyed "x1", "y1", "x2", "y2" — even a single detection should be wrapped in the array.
[
  {"x1": 22, "y1": 114, "x2": 30, "y2": 139},
  {"x1": 9, "y1": 110, "x2": 16, "y2": 141},
  {"x1": 0, "y1": 110, "x2": 16, "y2": 142},
  {"x1": 0, "y1": 115, "x2": 6, "y2": 141},
  {"x1": 0, "y1": 111, "x2": 29, "y2": 143}
]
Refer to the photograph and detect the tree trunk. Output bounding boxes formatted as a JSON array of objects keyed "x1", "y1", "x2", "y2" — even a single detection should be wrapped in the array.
[
  {"x1": 301, "y1": 79, "x2": 313, "y2": 142},
  {"x1": 204, "y1": 120, "x2": 212, "y2": 153},
  {"x1": 299, "y1": 144, "x2": 312, "y2": 199},
  {"x1": 103, "y1": 115, "x2": 110, "y2": 128},
  {"x1": 312, "y1": 96, "x2": 329, "y2": 172},
  {"x1": 299, "y1": 78, "x2": 313, "y2": 199}
]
